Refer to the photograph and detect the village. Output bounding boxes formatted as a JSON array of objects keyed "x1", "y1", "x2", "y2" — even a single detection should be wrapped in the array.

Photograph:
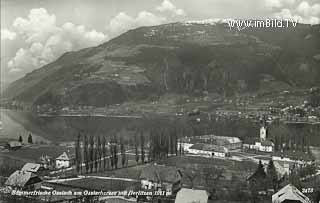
[{"x1": 0, "y1": 114, "x2": 319, "y2": 203}]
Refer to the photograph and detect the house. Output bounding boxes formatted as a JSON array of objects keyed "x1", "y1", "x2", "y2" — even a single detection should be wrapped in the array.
[
  {"x1": 21, "y1": 163, "x2": 42, "y2": 173},
  {"x1": 55, "y1": 152, "x2": 75, "y2": 169},
  {"x1": 6, "y1": 141, "x2": 22, "y2": 150},
  {"x1": 5, "y1": 170, "x2": 42, "y2": 190},
  {"x1": 175, "y1": 188, "x2": 209, "y2": 203},
  {"x1": 140, "y1": 164, "x2": 182, "y2": 194},
  {"x1": 272, "y1": 184, "x2": 311, "y2": 203},
  {"x1": 188, "y1": 143, "x2": 229, "y2": 157}
]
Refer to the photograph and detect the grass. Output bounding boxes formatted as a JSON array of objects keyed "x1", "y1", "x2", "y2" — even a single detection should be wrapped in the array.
[
  {"x1": 0, "y1": 144, "x2": 74, "y2": 163},
  {"x1": 59, "y1": 177, "x2": 140, "y2": 191},
  {"x1": 158, "y1": 155, "x2": 257, "y2": 187}
]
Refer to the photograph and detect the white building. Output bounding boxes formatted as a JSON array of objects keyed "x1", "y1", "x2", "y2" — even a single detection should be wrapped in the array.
[
  {"x1": 55, "y1": 152, "x2": 74, "y2": 169},
  {"x1": 178, "y1": 135, "x2": 242, "y2": 152},
  {"x1": 243, "y1": 139, "x2": 274, "y2": 152},
  {"x1": 188, "y1": 143, "x2": 229, "y2": 157}
]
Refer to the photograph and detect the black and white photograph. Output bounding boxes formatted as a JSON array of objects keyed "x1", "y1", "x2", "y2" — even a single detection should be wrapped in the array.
[{"x1": 1, "y1": 0, "x2": 320, "y2": 202}]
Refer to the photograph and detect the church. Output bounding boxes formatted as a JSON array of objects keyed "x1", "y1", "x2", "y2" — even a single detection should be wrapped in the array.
[{"x1": 243, "y1": 122, "x2": 274, "y2": 152}]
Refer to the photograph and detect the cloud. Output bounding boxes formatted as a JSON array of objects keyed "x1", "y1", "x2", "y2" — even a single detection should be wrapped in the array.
[
  {"x1": 1, "y1": 29, "x2": 17, "y2": 41},
  {"x1": 265, "y1": 0, "x2": 320, "y2": 24},
  {"x1": 7, "y1": 8, "x2": 108, "y2": 75},
  {"x1": 265, "y1": 0, "x2": 296, "y2": 9},
  {"x1": 8, "y1": 48, "x2": 38, "y2": 73},
  {"x1": 108, "y1": 11, "x2": 166, "y2": 35},
  {"x1": 156, "y1": 0, "x2": 186, "y2": 16}
]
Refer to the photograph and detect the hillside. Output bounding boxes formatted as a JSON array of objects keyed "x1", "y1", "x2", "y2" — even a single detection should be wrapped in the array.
[{"x1": 3, "y1": 22, "x2": 320, "y2": 107}]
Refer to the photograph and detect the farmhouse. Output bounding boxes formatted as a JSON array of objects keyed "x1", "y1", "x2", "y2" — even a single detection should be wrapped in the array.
[
  {"x1": 272, "y1": 184, "x2": 311, "y2": 203},
  {"x1": 140, "y1": 164, "x2": 182, "y2": 194},
  {"x1": 6, "y1": 141, "x2": 22, "y2": 150},
  {"x1": 5, "y1": 170, "x2": 42, "y2": 190},
  {"x1": 175, "y1": 188, "x2": 209, "y2": 203},
  {"x1": 55, "y1": 152, "x2": 75, "y2": 169}
]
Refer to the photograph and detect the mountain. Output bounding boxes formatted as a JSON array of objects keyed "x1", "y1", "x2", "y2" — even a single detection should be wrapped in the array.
[{"x1": 3, "y1": 22, "x2": 320, "y2": 107}]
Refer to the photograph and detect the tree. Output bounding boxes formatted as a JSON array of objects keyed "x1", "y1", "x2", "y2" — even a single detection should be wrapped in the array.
[
  {"x1": 18, "y1": 135, "x2": 23, "y2": 143},
  {"x1": 28, "y1": 133, "x2": 33, "y2": 144},
  {"x1": 184, "y1": 169, "x2": 198, "y2": 188},
  {"x1": 97, "y1": 136, "x2": 101, "y2": 171},
  {"x1": 89, "y1": 136, "x2": 94, "y2": 173},
  {"x1": 148, "y1": 132, "x2": 153, "y2": 162},
  {"x1": 120, "y1": 136, "x2": 126, "y2": 167},
  {"x1": 94, "y1": 137, "x2": 98, "y2": 172},
  {"x1": 84, "y1": 135, "x2": 89, "y2": 173},
  {"x1": 75, "y1": 133, "x2": 81, "y2": 173},
  {"x1": 175, "y1": 131, "x2": 178, "y2": 156},
  {"x1": 248, "y1": 160, "x2": 268, "y2": 202},
  {"x1": 202, "y1": 167, "x2": 224, "y2": 198},
  {"x1": 140, "y1": 131, "x2": 145, "y2": 164},
  {"x1": 102, "y1": 136, "x2": 107, "y2": 170},
  {"x1": 110, "y1": 144, "x2": 114, "y2": 169},
  {"x1": 114, "y1": 142, "x2": 118, "y2": 169},
  {"x1": 267, "y1": 160, "x2": 278, "y2": 191},
  {"x1": 135, "y1": 133, "x2": 139, "y2": 164}
]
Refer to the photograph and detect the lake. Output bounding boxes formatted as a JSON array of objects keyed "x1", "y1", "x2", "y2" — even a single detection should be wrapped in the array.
[{"x1": 0, "y1": 109, "x2": 319, "y2": 147}]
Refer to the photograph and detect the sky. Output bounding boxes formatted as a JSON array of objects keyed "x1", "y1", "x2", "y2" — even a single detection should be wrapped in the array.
[{"x1": 1, "y1": 0, "x2": 320, "y2": 85}]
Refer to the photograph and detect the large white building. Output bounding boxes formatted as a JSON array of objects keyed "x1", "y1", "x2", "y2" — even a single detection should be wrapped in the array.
[
  {"x1": 178, "y1": 134, "x2": 242, "y2": 152},
  {"x1": 188, "y1": 143, "x2": 229, "y2": 158}
]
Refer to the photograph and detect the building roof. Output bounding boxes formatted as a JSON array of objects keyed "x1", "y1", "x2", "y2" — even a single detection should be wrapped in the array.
[
  {"x1": 189, "y1": 143, "x2": 228, "y2": 153},
  {"x1": 179, "y1": 135, "x2": 241, "y2": 146},
  {"x1": 272, "y1": 184, "x2": 311, "y2": 203},
  {"x1": 5, "y1": 170, "x2": 41, "y2": 188},
  {"x1": 7, "y1": 141, "x2": 22, "y2": 147},
  {"x1": 140, "y1": 165, "x2": 182, "y2": 183},
  {"x1": 199, "y1": 135, "x2": 242, "y2": 144},
  {"x1": 56, "y1": 152, "x2": 74, "y2": 161},
  {"x1": 175, "y1": 188, "x2": 209, "y2": 203},
  {"x1": 21, "y1": 163, "x2": 41, "y2": 173},
  {"x1": 261, "y1": 140, "x2": 274, "y2": 147}
]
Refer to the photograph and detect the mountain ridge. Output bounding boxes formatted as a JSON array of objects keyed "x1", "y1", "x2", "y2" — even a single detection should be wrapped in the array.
[{"x1": 3, "y1": 22, "x2": 320, "y2": 107}]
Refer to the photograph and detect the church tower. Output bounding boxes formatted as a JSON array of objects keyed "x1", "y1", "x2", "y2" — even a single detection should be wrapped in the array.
[
  {"x1": 260, "y1": 126, "x2": 267, "y2": 141},
  {"x1": 259, "y1": 117, "x2": 268, "y2": 141}
]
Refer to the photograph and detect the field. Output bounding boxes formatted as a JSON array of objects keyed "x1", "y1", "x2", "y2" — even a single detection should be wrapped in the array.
[
  {"x1": 58, "y1": 177, "x2": 140, "y2": 191},
  {"x1": 160, "y1": 155, "x2": 257, "y2": 184},
  {"x1": 0, "y1": 144, "x2": 74, "y2": 163}
]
